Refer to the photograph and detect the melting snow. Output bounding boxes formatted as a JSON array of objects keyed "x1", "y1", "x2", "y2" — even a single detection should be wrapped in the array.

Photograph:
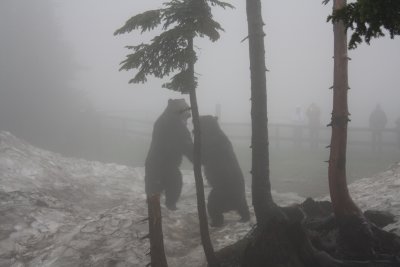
[{"x1": 0, "y1": 131, "x2": 399, "y2": 266}]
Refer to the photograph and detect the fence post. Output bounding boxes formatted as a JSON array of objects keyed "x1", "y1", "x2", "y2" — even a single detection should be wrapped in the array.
[
  {"x1": 215, "y1": 103, "x2": 221, "y2": 120},
  {"x1": 275, "y1": 125, "x2": 280, "y2": 149}
]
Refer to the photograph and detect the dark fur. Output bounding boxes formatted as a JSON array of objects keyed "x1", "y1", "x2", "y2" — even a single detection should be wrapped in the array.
[
  {"x1": 200, "y1": 115, "x2": 250, "y2": 226},
  {"x1": 145, "y1": 99, "x2": 193, "y2": 210}
]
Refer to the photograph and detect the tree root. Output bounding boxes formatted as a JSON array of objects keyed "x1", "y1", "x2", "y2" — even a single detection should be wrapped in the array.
[{"x1": 214, "y1": 198, "x2": 400, "y2": 267}]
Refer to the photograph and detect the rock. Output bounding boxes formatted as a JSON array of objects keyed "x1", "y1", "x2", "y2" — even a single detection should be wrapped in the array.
[
  {"x1": 364, "y1": 210, "x2": 396, "y2": 228},
  {"x1": 301, "y1": 197, "x2": 333, "y2": 218}
]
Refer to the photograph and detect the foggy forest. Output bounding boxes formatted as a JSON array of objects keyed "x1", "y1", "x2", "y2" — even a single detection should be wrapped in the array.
[{"x1": 1, "y1": 0, "x2": 400, "y2": 266}]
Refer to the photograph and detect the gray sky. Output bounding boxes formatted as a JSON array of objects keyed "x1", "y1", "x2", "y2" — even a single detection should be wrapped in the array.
[{"x1": 55, "y1": 0, "x2": 400, "y2": 126}]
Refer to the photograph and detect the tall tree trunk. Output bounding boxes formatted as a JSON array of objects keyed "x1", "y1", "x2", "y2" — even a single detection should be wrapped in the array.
[
  {"x1": 246, "y1": 0, "x2": 274, "y2": 225},
  {"x1": 329, "y1": 0, "x2": 374, "y2": 259},
  {"x1": 188, "y1": 37, "x2": 219, "y2": 267},
  {"x1": 147, "y1": 194, "x2": 168, "y2": 267},
  {"x1": 329, "y1": 0, "x2": 360, "y2": 223}
]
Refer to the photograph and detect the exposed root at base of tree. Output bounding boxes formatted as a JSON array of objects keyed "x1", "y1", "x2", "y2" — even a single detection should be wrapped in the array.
[{"x1": 215, "y1": 198, "x2": 400, "y2": 267}]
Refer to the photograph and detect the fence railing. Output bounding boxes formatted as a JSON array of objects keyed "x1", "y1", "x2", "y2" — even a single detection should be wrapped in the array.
[{"x1": 103, "y1": 115, "x2": 400, "y2": 151}]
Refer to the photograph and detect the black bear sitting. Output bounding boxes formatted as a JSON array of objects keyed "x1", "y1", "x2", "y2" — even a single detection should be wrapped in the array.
[
  {"x1": 200, "y1": 115, "x2": 250, "y2": 226},
  {"x1": 145, "y1": 99, "x2": 193, "y2": 210}
]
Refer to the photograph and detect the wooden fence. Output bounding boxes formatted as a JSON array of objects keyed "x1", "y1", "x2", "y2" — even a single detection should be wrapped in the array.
[{"x1": 103, "y1": 115, "x2": 400, "y2": 151}]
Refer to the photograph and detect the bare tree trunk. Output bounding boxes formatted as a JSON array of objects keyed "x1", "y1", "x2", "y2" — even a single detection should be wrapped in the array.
[
  {"x1": 329, "y1": 0, "x2": 360, "y2": 223},
  {"x1": 246, "y1": 0, "x2": 274, "y2": 226},
  {"x1": 329, "y1": 0, "x2": 374, "y2": 259},
  {"x1": 188, "y1": 37, "x2": 219, "y2": 267},
  {"x1": 147, "y1": 194, "x2": 168, "y2": 267}
]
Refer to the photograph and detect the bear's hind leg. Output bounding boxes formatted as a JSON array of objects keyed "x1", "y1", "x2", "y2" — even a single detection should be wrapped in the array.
[
  {"x1": 207, "y1": 189, "x2": 224, "y2": 227},
  {"x1": 164, "y1": 170, "x2": 182, "y2": 210},
  {"x1": 237, "y1": 196, "x2": 250, "y2": 222}
]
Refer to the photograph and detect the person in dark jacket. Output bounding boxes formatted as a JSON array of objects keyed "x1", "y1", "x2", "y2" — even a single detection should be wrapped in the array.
[{"x1": 369, "y1": 104, "x2": 387, "y2": 153}]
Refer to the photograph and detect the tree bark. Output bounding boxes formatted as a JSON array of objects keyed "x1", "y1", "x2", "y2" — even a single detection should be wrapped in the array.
[
  {"x1": 147, "y1": 194, "x2": 168, "y2": 267},
  {"x1": 329, "y1": 0, "x2": 360, "y2": 224},
  {"x1": 329, "y1": 0, "x2": 374, "y2": 259},
  {"x1": 188, "y1": 37, "x2": 219, "y2": 267},
  {"x1": 245, "y1": 0, "x2": 274, "y2": 225}
]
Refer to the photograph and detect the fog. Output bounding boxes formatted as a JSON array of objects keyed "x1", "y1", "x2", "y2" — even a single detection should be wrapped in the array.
[
  {"x1": 53, "y1": 0, "x2": 400, "y2": 126},
  {"x1": 2, "y1": 2, "x2": 400, "y2": 263},
  {"x1": 1, "y1": 0, "x2": 400, "y2": 163}
]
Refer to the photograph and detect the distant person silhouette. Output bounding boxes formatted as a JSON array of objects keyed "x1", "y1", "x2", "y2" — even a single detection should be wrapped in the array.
[
  {"x1": 306, "y1": 103, "x2": 321, "y2": 149},
  {"x1": 291, "y1": 106, "x2": 305, "y2": 149},
  {"x1": 395, "y1": 117, "x2": 400, "y2": 150},
  {"x1": 369, "y1": 104, "x2": 387, "y2": 153}
]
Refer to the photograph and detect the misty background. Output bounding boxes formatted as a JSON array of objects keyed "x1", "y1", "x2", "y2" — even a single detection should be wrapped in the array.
[
  {"x1": 54, "y1": 0, "x2": 400, "y2": 125},
  {"x1": 1, "y1": 0, "x2": 400, "y2": 196}
]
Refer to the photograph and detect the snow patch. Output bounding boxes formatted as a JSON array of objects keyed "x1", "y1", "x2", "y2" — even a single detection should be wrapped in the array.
[{"x1": 0, "y1": 131, "x2": 399, "y2": 266}]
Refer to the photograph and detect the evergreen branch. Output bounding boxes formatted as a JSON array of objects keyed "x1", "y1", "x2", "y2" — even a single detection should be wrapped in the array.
[
  {"x1": 327, "y1": 0, "x2": 400, "y2": 49},
  {"x1": 115, "y1": 0, "x2": 230, "y2": 93},
  {"x1": 162, "y1": 69, "x2": 198, "y2": 93},
  {"x1": 114, "y1": 9, "x2": 162, "y2": 35},
  {"x1": 119, "y1": 26, "x2": 196, "y2": 84},
  {"x1": 164, "y1": 0, "x2": 225, "y2": 42},
  {"x1": 207, "y1": 0, "x2": 234, "y2": 9},
  {"x1": 195, "y1": 20, "x2": 222, "y2": 42}
]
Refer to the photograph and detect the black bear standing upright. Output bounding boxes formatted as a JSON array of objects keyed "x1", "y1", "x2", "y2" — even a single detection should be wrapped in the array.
[
  {"x1": 200, "y1": 115, "x2": 250, "y2": 226},
  {"x1": 145, "y1": 99, "x2": 193, "y2": 210}
]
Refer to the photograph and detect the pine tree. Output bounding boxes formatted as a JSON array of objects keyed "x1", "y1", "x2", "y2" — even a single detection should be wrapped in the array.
[
  {"x1": 245, "y1": 0, "x2": 276, "y2": 226},
  {"x1": 114, "y1": 1, "x2": 233, "y2": 266},
  {"x1": 326, "y1": 0, "x2": 375, "y2": 258},
  {"x1": 327, "y1": 0, "x2": 400, "y2": 49}
]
